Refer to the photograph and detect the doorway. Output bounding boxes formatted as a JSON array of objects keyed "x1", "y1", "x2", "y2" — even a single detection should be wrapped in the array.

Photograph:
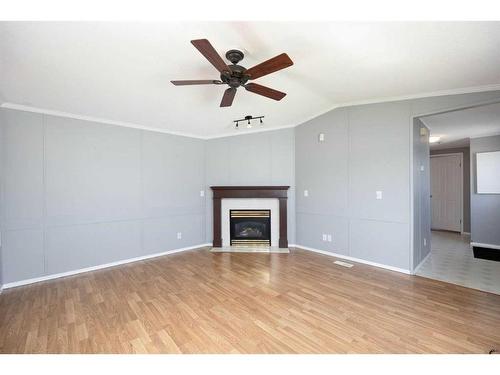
[
  {"x1": 430, "y1": 153, "x2": 463, "y2": 233},
  {"x1": 412, "y1": 100, "x2": 500, "y2": 295}
]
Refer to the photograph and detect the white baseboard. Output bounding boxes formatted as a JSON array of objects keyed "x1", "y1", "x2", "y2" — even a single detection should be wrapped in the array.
[
  {"x1": 413, "y1": 251, "x2": 431, "y2": 274},
  {"x1": 471, "y1": 242, "x2": 500, "y2": 250},
  {"x1": 292, "y1": 244, "x2": 411, "y2": 275},
  {"x1": 462, "y1": 232, "x2": 471, "y2": 235},
  {"x1": 3, "y1": 243, "x2": 211, "y2": 290}
]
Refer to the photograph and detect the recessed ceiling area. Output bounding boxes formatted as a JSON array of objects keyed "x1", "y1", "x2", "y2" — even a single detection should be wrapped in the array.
[
  {"x1": 1, "y1": 21, "x2": 500, "y2": 138},
  {"x1": 421, "y1": 101, "x2": 500, "y2": 150}
]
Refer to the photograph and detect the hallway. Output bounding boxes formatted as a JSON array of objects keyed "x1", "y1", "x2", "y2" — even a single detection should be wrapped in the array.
[{"x1": 416, "y1": 231, "x2": 500, "y2": 295}]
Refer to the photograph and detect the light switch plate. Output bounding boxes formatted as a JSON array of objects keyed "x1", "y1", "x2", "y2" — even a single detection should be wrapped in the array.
[
  {"x1": 322, "y1": 234, "x2": 327, "y2": 241},
  {"x1": 304, "y1": 190, "x2": 309, "y2": 197},
  {"x1": 327, "y1": 234, "x2": 332, "y2": 242},
  {"x1": 420, "y1": 165, "x2": 425, "y2": 171},
  {"x1": 376, "y1": 191, "x2": 383, "y2": 200},
  {"x1": 318, "y1": 133, "x2": 325, "y2": 142},
  {"x1": 177, "y1": 232, "x2": 182, "y2": 240},
  {"x1": 200, "y1": 190, "x2": 205, "y2": 197}
]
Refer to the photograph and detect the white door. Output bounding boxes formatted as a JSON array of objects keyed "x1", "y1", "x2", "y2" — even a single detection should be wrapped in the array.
[{"x1": 430, "y1": 154, "x2": 462, "y2": 232}]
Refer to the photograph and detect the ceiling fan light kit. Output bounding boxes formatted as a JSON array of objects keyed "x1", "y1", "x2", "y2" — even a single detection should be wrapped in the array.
[{"x1": 171, "y1": 39, "x2": 293, "y2": 107}]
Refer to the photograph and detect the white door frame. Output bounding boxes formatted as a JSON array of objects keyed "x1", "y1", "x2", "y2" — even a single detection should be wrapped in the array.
[{"x1": 430, "y1": 152, "x2": 464, "y2": 234}]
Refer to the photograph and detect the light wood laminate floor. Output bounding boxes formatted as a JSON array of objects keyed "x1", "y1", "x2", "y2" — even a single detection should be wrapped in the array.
[{"x1": 1, "y1": 248, "x2": 499, "y2": 353}]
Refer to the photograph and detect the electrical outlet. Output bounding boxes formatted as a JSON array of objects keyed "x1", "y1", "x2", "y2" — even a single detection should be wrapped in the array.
[
  {"x1": 322, "y1": 234, "x2": 327, "y2": 241},
  {"x1": 200, "y1": 190, "x2": 205, "y2": 197},
  {"x1": 177, "y1": 232, "x2": 182, "y2": 240},
  {"x1": 318, "y1": 133, "x2": 325, "y2": 142},
  {"x1": 304, "y1": 190, "x2": 309, "y2": 197},
  {"x1": 327, "y1": 234, "x2": 332, "y2": 242},
  {"x1": 423, "y1": 238, "x2": 427, "y2": 246},
  {"x1": 420, "y1": 165, "x2": 425, "y2": 171},
  {"x1": 376, "y1": 191, "x2": 383, "y2": 200}
]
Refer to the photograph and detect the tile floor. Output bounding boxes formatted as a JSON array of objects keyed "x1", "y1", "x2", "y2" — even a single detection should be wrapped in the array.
[{"x1": 416, "y1": 230, "x2": 500, "y2": 295}]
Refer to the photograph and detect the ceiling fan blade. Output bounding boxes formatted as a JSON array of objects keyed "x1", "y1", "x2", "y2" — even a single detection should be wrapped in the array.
[
  {"x1": 171, "y1": 80, "x2": 221, "y2": 86},
  {"x1": 244, "y1": 83, "x2": 286, "y2": 101},
  {"x1": 244, "y1": 53, "x2": 293, "y2": 80},
  {"x1": 191, "y1": 39, "x2": 231, "y2": 74},
  {"x1": 220, "y1": 87, "x2": 237, "y2": 107}
]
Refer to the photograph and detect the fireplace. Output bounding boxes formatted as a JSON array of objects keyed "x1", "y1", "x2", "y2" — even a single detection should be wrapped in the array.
[
  {"x1": 211, "y1": 186, "x2": 290, "y2": 248},
  {"x1": 230, "y1": 210, "x2": 271, "y2": 246}
]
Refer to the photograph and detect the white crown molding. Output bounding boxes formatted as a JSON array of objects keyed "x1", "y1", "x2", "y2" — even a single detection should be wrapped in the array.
[
  {"x1": 334, "y1": 83, "x2": 500, "y2": 109},
  {"x1": 291, "y1": 83, "x2": 500, "y2": 133},
  {"x1": 202, "y1": 123, "x2": 299, "y2": 140},
  {"x1": 0, "y1": 102, "x2": 207, "y2": 140},
  {"x1": 3, "y1": 83, "x2": 500, "y2": 140},
  {"x1": 2, "y1": 243, "x2": 211, "y2": 289}
]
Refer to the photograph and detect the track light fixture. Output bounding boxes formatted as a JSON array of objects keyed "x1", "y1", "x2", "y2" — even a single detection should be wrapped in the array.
[{"x1": 233, "y1": 115, "x2": 265, "y2": 129}]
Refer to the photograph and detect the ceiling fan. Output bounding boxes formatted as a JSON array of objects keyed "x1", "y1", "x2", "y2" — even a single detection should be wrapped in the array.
[{"x1": 171, "y1": 39, "x2": 294, "y2": 107}]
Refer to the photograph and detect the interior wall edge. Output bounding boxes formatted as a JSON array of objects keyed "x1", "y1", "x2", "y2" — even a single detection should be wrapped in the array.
[{"x1": 413, "y1": 251, "x2": 432, "y2": 275}]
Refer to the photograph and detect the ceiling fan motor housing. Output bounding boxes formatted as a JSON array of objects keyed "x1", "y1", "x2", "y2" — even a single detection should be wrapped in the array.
[{"x1": 221, "y1": 63, "x2": 249, "y2": 88}]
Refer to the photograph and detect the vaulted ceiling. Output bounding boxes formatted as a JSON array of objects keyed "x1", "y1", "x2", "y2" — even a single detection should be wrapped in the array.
[{"x1": 1, "y1": 21, "x2": 500, "y2": 138}]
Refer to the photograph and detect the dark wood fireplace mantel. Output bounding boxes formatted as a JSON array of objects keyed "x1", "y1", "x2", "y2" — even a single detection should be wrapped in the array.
[{"x1": 210, "y1": 186, "x2": 290, "y2": 248}]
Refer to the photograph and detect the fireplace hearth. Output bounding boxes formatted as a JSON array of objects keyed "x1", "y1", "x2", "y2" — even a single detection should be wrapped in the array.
[{"x1": 230, "y1": 210, "x2": 271, "y2": 246}]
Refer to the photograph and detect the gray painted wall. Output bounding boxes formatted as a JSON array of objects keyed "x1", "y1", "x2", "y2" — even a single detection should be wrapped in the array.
[
  {"x1": 430, "y1": 146, "x2": 471, "y2": 233},
  {"x1": 470, "y1": 135, "x2": 500, "y2": 246},
  {"x1": 204, "y1": 129, "x2": 296, "y2": 244},
  {"x1": 0, "y1": 108, "x2": 206, "y2": 284},
  {"x1": 413, "y1": 119, "x2": 431, "y2": 267},
  {"x1": 295, "y1": 90, "x2": 500, "y2": 272},
  {"x1": 295, "y1": 103, "x2": 411, "y2": 270},
  {"x1": 0, "y1": 121, "x2": 3, "y2": 287},
  {"x1": 3, "y1": 90, "x2": 500, "y2": 283}
]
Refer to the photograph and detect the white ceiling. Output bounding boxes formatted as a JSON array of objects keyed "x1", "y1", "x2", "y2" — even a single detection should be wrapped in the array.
[
  {"x1": 422, "y1": 102, "x2": 500, "y2": 150},
  {"x1": 1, "y1": 21, "x2": 500, "y2": 138}
]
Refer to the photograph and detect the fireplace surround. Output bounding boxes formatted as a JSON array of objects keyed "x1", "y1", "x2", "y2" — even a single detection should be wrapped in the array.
[{"x1": 211, "y1": 186, "x2": 290, "y2": 248}]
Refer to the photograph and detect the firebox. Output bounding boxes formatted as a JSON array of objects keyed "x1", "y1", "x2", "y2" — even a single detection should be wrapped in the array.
[{"x1": 229, "y1": 210, "x2": 271, "y2": 246}]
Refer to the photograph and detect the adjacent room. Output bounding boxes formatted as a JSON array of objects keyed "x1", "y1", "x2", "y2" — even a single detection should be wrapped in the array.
[
  {"x1": 1, "y1": 21, "x2": 500, "y2": 355},
  {"x1": 414, "y1": 103, "x2": 500, "y2": 294}
]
